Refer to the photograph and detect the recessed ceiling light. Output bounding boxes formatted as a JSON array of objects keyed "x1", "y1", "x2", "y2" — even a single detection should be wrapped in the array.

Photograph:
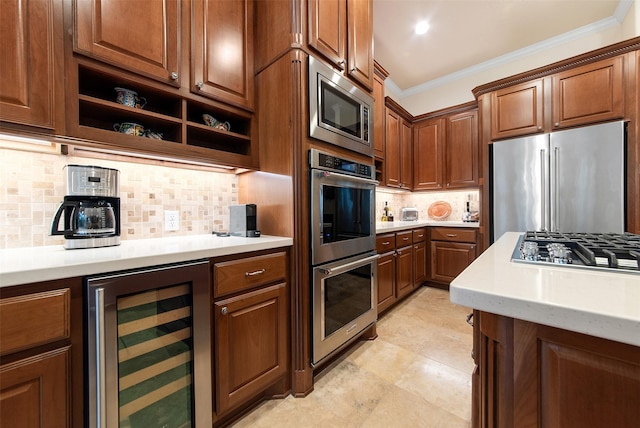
[{"x1": 415, "y1": 21, "x2": 429, "y2": 35}]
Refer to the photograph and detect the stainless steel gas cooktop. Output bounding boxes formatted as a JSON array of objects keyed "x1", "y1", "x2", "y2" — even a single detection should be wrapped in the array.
[{"x1": 512, "y1": 231, "x2": 640, "y2": 274}]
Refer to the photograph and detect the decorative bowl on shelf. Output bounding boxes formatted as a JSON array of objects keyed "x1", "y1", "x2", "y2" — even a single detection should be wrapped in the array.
[
  {"x1": 428, "y1": 201, "x2": 452, "y2": 220},
  {"x1": 202, "y1": 114, "x2": 231, "y2": 131}
]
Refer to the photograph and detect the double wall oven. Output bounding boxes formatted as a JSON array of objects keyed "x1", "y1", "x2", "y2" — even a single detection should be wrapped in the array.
[{"x1": 309, "y1": 149, "x2": 378, "y2": 365}]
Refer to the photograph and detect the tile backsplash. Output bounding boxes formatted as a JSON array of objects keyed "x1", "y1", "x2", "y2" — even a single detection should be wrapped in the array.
[
  {"x1": 376, "y1": 188, "x2": 480, "y2": 223},
  {"x1": 0, "y1": 146, "x2": 238, "y2": 249}
]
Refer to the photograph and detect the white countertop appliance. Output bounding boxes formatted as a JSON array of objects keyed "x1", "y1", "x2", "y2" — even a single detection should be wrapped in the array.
[
  {"x1": 401, "y1": 207, "x2": 418, "y2": 221},
  {"x1": 51, "y1": 165, "x2": 121, "y2": 249}
]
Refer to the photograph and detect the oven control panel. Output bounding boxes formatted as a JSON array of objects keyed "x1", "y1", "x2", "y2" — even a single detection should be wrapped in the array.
[{"x1": 309, "y1": 149, "x2": 375, "y2": 180}]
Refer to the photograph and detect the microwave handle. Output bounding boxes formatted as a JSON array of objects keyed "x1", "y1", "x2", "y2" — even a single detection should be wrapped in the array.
[
  {"x1": 317, "y1": 253, "x2": 379, "y2": 276},
  {"x1": 315, "y1": 170, "x2": 379, "y2": 186}
]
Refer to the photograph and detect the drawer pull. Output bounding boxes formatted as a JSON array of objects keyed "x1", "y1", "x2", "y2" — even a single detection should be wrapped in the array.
[
  {"x1": 403, "y1": 237, "x2": 409, "y2": 241},
  {"x1": 245, "y1": 269, "x2": 266, "y2": 277},
  {"x1": 221, "y1": 306, "x2": 228, "y2": 315},
  {"x1": 382, "y1": 241, "x2": 390, "y2": 245},
  {"x1": 446, "y1": 233, "x2": 458, "y2": 237}
]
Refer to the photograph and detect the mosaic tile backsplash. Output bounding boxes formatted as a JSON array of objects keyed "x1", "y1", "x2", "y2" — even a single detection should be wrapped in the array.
[
  {"x1": 376, "y1": 188, "x2": 480, "y2": 223},
  {"x1": 0, "y1": 147, "x2": 238, "y2": 249}
]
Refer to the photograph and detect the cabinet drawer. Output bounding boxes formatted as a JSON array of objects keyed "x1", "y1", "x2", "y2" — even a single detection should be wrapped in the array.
[
  {"x1": 395, "y1": 230, "x2": 413, "y2": 247},
  {"x1": 214, "y1": 252, "x2": 287, "y2": 297},
  {"x1": 0, "y1": 289, "x2": 70, "y2": 355},
  {"x1": 431, "y1": 227, "x2": 477, "y2": 243},
  {"x1": 376, "y1": 233, "x2": 396, "y2": 253},
  {"x1": 412, "y1": 228, "x2": 427, "y2": 243}
]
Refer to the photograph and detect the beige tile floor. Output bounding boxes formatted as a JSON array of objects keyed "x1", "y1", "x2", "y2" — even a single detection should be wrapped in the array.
[{"x1": 232, "y1": 286, "x2": 474, "y2": 427}]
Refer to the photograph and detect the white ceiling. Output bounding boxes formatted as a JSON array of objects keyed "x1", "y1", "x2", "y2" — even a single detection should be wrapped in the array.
[{"x1": 373, "y1": 0, "x2": 631, "y2": 92}]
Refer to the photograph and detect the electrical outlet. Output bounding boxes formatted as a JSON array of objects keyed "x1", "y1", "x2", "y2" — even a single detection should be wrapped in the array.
[{"x1": 165, "y1": 210, "x2": 179, "y2": 231}]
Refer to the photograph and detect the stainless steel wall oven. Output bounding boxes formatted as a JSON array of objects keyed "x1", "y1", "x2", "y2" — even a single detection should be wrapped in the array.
[
  {"x1": 85, "y1": 260, "x2": 212, "y2": 427},
  {"x1": 309, "y1": 149, "x2": 378, "y2": 365}
]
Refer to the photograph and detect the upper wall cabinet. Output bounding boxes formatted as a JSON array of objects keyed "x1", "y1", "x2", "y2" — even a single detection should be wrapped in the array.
[
  {"x1": 308, "y1": 0, "x2": 374, "y2": 91},
  {"x1": 413, "y1": 106, "x2": 478, "y2": 190},
  {"x1": 551, "y1": 56, "x2": 624, "y2": 129},
  {"x1": 490, "y1": 79, "x2": 544, "y2": 141},
  {"x1": 75, "y1": 0, "x2": 181, "y2": 86},
  {"x1": 191, "y1": 0, "x2": 254, "y2": 110},
  {"x1": 384, "y1": 104, "x2": 412, "y2": 189},
  {"x1": 0, "y1": 0, "x2": 64, "y2": 131}
]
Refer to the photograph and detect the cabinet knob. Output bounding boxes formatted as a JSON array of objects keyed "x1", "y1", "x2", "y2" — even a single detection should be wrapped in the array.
[
  {"x1": 351, "y1": 67, "x2": 356, "y2": 72},
  {"x1": 170, "y1": 72, "x2": 179, "y2": 80},
  {"x1": 538, "y1": 126, "x2": 542, "y2": 131},
  {"x1": 196, "y1": 81, "x2": 204, "y2": 89},
  {"x1": 221, "y1": 306, "x2": 228, "y2": 315},
  {"x1": 554, "y1": 122, "x2": 560, "y2": 127}
]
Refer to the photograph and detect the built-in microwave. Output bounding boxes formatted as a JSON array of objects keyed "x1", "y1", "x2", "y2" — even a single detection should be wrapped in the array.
[{"x1": 308, "y1": 56, "x2": 374, "y2": 157}]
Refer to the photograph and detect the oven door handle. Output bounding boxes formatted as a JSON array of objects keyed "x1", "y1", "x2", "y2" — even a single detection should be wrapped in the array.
[
  {"x1": 315, "y1": 170, "x2": 379, "y2": 186},
  {"x1": 317, "y1": 253, "x2": 379, "y2": 276}
]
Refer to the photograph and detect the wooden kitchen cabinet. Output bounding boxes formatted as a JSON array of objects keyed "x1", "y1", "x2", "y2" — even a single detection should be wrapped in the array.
[
  {"x1": 0, "y1": 0, "x2": 64, "y2": 131},
  {"x1": 413, "y1": 105, "x2": 478, "y2": 190},
  {"x1": 376, "y1": 233, "x2": 397, "y2": 313},
  {"x1": 0, "y1": 278, "x2": 83, "y2": 428},
  {"x1": 428, "y1": 227, "x2": 477, "y2": 286},
  {"x1": 373, "y1": 62, "x2": 389, "y2": 159},
  {"x1": 212, "y1": 250, "x2": 289, "y2": 418},
  {"x1": 412, "y1": 228, "x2": 427, "y2": 287},
  {"x1": 384, "y1": 100, "x2": 413, "y2": 189},
  {"x1": 475, "y1": 311, "x2": 640, "y2": 428},
  {"x1": 551, "y1": 55, "x2": 624, "y2": 129},
  {"x1": 395, "y1": 230, "x2": 413, "y2": 299},
  {"x1": 191, "y1": 0, "x2": 254, "y2": 110},
  {"x1": 307, "y1": 0, "x2": 374, "y2": 91},
  {"x1": 75, "y1": 0, "x2": 181, "y2": 86},
  {"x1": 490, "y1": 79, "x2": 544, "y2": 140}
]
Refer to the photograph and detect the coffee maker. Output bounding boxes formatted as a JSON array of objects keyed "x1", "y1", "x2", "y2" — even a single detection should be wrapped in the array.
[
  {"x1": 229, "y1": 204, "x2": 260, "y2": 237},
  {"x1": 51, "y1": 165, "x2": 121, "y2": 249}
]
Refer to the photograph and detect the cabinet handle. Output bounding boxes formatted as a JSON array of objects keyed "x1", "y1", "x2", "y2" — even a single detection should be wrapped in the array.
[
  {"x1": 403, "y1": 237, "x2": 409, "y2": 241},
  {"x1": 170, "y1": 72, "x2": 179, "y2": 80},
  {"x1": 221, "y1": 306, "x2": 228, "y2": 315},
  {"x1": 537, "y1": 125, "x2": 542, "y2": 131},
  {"x1": 554, "y1": 122, "x2": 560, "y2": 127},
  {"x1": 351, "y1": 67, "x2": 356, "y2": 72},
  {"x1": 382, "y1": 241, "x2": 390, "y2": 245},
  {"x1": 446, "y1": 233, "x2": 457, "y2": 237},
  {"x1": 196, "y1": 81, "x2": 204, "y2": 89},
  {"x1": 245, "y1": 268, "x2": 266, "y2": 277}
]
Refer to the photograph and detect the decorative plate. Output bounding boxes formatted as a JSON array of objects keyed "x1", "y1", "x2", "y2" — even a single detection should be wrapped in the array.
[{"x1": 428, "y1": 201, "x2": 452, "y2": 220}]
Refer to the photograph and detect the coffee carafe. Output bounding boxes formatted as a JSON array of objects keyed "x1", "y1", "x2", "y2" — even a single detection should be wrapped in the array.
[{"x1": 51, "y1": 165, "x2": 121, "y2": 249}]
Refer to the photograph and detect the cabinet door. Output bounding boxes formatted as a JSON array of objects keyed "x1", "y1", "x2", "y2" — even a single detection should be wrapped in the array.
[
  {"x1": 214, "y1": 283, "x2": 288, "y2": 415},
  {"x1": 491, "y1": 79, "x2": 544, "y2": 140},
  {"x1": 400, "y1": 118, "x2": 413, "y2": 189},
  {"x1": 376, "y1": 252, "x2": 396, "y2": 314},
  {"x1": 396, "y1": 246, "x2": 413, "y2": 299},
  {"x1": 446, "y1": 109, "x2": 478, "y2": 188},
  {"x1": 0, "y1": 0, "x2": 63, "y2": 130},
  {"x1": 429, "y1": 241, "x2": 477, "y2": 284},
  {"x1": 552, "y1": 56, "x2": 624, "y2": 129},
  {"x1": 413, "y1": 241, "x2": 426, "y2": 287},
  {"x1": 192, "y1": 0, "x2": 254, "y2": 110},
  {"x1": 346, "y1": 0, "x2": 373, "y2": 91},
  {"x1": 308, "y1": 0, "x2": 346, "y2": 69},
  {"x1": 413, "y1": 119, "x2": 444, "y2": 190},
  {"x1": 384, "y1": 107, "x2": 401, "y2": 188},
  {"x1": 0, "y1": 348, "x2": 69, "y2": 428},
  {"x1": 75, "y1": 0, "x2": 180, "y2": 85}
]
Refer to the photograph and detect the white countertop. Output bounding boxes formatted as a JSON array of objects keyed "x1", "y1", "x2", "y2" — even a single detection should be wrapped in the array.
[
  {"x1": 0, "y1": 234, "x2": 293, "y2": 288},
  {"x1": 376, "y1": 220, "x2": 479, "y2": 233},
  {"x1": 450, "y1": 232, "x2": 640, "y2": 347}
]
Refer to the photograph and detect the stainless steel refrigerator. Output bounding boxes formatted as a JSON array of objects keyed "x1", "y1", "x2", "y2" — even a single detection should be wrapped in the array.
[{"x1": 491, "y1": 121, "x2": 626, "y2": 242}]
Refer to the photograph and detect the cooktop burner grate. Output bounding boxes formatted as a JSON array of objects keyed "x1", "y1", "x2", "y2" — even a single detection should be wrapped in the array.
[{"x1": 513, "y1": 231, "x2": 640, "y2": 273}]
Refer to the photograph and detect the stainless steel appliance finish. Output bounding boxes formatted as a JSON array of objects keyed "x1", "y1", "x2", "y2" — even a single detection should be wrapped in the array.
[
  {"x1": 308, "y1": 56, "x2": 374, "y2": 157},
  {"x1": 86, "y1": 260, "x2": 212, "y2": 428},
  {"x1": 401, "y1": 207, "x2": 419, "y2": 221},
  {"x1": 310, "y1": 149, "x2": 377, "y2": 265},
  {"x1": 512, "y1": 231, "x2": 640, "y2": 274},
  {"x1": 51, "y1": 165, "x2": 121, "y2": 249},
  {"x1": 309, "y1": 149, "x2": 378, "y2": 365},
  {"x1": 312, "y1": 252, "x2": 378, "y2": 365},
  {"x1": 491, "y1": 121, "x2": 625, "y2": 242}
]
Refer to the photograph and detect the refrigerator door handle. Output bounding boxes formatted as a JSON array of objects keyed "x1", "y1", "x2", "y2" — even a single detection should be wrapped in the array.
[
  {"x1": 540, "y1": 148, "x2": 546, "y2": 231},
  {"x1": 553, "y1": 147, "x2": 560, "y2": 232}
]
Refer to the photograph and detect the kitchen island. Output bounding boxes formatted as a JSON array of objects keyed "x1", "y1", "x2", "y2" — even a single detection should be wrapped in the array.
[{"x1": 450, "y1": 232, "x2": 640, "y2": 427}]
